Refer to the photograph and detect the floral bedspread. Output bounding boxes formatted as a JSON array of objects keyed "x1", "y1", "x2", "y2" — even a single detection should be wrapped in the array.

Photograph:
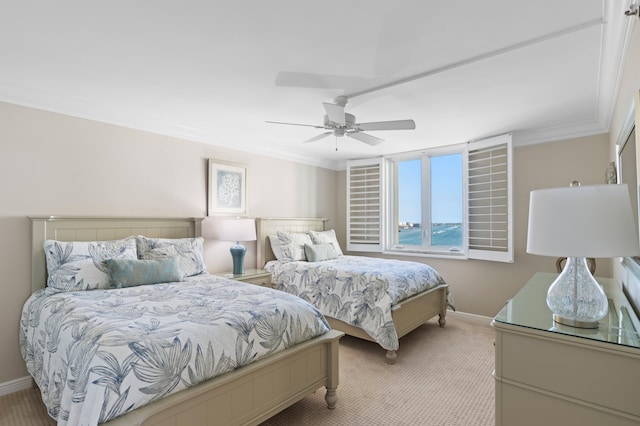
[
  {"x1": 20, "y1": 275, "x2": 330, "y2": 425},
  {"x1": 265, "y1": 255, "x2": 449, "y2": 351}
]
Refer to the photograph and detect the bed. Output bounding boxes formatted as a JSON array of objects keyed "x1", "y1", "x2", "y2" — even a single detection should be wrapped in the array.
[
  {"x1": 256, "y1": 218, "x2": 450, "y2": 364},
  {"x1": 23, "y1": 216, "x2": 343, "y2": 426}
]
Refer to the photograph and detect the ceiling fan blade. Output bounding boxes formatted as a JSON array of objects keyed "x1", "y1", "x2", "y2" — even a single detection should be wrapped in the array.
[
  {"x1": 303, "y1": 132, "x2": 333, "y2": 143},
  {"x1": 347, "y1": 131, "x2": 384, "y2": 146},
  {"x1": 322, "y1": 102, "x2": 345, "y2": 126},
  {"x1": 356, "y1": 119, "x2": 416, "y2": 131},
  {"x1": 265, "y1": 120, "x2": 325, "y2": 129}
]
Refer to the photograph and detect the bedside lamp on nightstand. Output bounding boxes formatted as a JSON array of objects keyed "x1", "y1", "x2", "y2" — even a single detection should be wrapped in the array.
[
  {"x1": 527, "y1": 182, "x2": 640, "y2": 328},
  {"x1": 205, "y1": 217, "x2": 257, "y2": 275}
]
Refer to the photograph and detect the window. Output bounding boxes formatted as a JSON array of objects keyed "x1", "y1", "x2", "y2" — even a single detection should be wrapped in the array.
[
  {"x1": 390, "y1": 150, "x2": 464, "y2": 254},
  {"x1": 346, "y1": 134, "x2": 512, "y2": 262}
]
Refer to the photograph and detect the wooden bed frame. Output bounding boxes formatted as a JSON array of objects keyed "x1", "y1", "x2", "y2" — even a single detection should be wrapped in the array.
[
  {"x1": 29, "y1": 216, "x2": 342, "y2": 426},
  {"x1": 256, "y1": 218, "x2": 448, "y2": 364}
]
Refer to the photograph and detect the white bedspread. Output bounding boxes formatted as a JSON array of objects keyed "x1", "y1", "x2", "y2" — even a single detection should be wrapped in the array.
[
  {"x1": 265, "y1": 255, "x2": 448, "y2": 351},
  {"x1": 20, "y1": 274, "x2": 330, "y2": 425}
]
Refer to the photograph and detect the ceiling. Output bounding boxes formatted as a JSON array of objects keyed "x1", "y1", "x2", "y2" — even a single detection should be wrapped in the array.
[{"x1": 0, "y1": 1, "x2": 636, "y2": 170}]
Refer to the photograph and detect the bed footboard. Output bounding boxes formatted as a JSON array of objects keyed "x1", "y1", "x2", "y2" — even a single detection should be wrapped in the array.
[
  {"x1": 326, "y1": 285, "x2": 448, "y2": 364},
  {"x1": 105, "y1": 329, "x2": 343, "y2": 426},
  {"x1": 392, "y1": 284, "x2": 449, "y2": 336}
]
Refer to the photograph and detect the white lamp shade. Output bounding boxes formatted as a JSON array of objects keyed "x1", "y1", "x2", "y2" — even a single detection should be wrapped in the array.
[
  {"x1": 203, "y1": 217, "x2": 256, "y2": 242},
  {"x1": 527, "y1": 184, "x2": 640, "y2": 258}
]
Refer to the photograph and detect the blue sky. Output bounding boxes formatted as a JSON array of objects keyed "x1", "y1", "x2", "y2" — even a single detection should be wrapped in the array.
[{"x1": 398, "y1": 154, "x2": 463, "y2": 224}]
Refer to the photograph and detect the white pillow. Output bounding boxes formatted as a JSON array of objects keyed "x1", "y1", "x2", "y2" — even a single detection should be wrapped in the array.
[
  {"x1": 44, "y1": 237, "x2": 138, "y2": 291},
  {"x1": 269, "y1": 235, "x2": 285, "y2": 260},
  {"x1": 276, "y1": 231, "x2": 313, "y2": 261},
  {"x1": 304, "y1": 243, "x2": 339, "y2": 262},
  {"x1": 309, "y1": 229, "x2": 344, "y2": 256},
  {"x1": 136, "y1": 236, "x2": 207, "y2": 277}
]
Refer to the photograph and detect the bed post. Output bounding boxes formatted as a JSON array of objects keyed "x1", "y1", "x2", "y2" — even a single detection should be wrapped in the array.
[
  {"x1": 438, "y1": 287, "x2": 447, "y2": 327},
  {"x1": 325, "y1": 330, "x2": 341, "y2": 409}
]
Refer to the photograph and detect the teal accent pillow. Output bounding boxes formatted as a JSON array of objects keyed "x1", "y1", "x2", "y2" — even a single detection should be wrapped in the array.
[
  {"x1": 304, "y1": 243, "x2": 339, "y2": 262},
  {"x1": 106, "y1": 257, "x2": 184, "y2": 288}
]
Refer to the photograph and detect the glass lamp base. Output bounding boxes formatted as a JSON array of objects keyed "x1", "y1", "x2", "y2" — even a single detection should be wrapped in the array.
[{"x1": 546, "y1": 256, "x2": 607, "y2": 329}]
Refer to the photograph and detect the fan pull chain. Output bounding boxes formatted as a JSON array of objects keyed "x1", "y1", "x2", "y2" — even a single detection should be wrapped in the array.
[{"x1": 335, "y1": 136, "x2": 338, "y2": 151}]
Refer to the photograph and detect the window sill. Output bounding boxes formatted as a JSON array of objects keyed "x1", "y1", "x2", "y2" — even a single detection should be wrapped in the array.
[{"x1": 383, "y1": 248, "x2": 467, "y2": 260}]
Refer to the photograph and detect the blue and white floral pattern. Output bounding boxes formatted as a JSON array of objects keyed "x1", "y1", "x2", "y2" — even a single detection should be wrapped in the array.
[
  {"x1": 276, "y1": 231, "x2": 313, "y2": 261},
  {"x1": 309, "y1": 229, "x2": 343, "y2": 256},
  {"x1": 44, "y1": 238, "x2": 138, "y2": 292},
  {"x1": 265, "y1": 255, "x2": 449, "y2": 351},
  {"x1": 135, "y1": 236, "x2": 207, "y2": 276},
  {"x1": 20, "y1": 275, "x2": 330, "y2": 425}
]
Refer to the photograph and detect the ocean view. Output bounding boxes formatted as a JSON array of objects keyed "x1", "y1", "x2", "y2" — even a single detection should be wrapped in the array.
[{"x1": 398, "y1": 224, "x2": 462, "y2": 247}]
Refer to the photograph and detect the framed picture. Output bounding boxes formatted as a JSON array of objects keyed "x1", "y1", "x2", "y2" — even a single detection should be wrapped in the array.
[{"x1": 208, "y1": 159, "x2": 247, "y2": 215}]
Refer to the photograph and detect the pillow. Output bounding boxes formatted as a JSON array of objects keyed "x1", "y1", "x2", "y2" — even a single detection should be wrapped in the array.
[
  {"x1": 309, "y1": 229, "x2": 344, "y2": 256},
  {"x1": 268, "y1": 235, "x2": 285, "y2": 260},
  {"x1": 44, "y1": 238, "x2": 137, "y2": 291},
  {"x1": 276, "y1": 231, "x2": 313, "y2": 261},
  {"x1": 106, "y1": 257, "x2": 184, "y2": 288},
  {"x1": 136, "y1": 236, "x2": 206, "y2": 277},
  {"x1": 304, "y1": 243, "x2": 339, "y2": 262}
]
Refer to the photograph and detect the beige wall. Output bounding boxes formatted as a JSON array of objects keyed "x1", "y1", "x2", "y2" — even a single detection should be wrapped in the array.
[
  {"x1": 0, "y1": 101, "x2": 339, "y2": 384},
  {"x1": 338, "y1": 133, "x2": 610, "y2": 318}
]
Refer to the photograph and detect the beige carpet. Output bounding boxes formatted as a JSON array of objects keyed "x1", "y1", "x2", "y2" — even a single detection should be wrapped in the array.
[{"x1": 0, "y1": 315, "x2": 495, "y2": 426}]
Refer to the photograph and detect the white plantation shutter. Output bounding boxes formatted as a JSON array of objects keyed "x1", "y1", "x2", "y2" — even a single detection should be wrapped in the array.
[
  {"x1": 347, "y1": 158, "x2": 383, "y2": 252},
  {"x1": 467, "y1": 134, "x2": 513, "y2": 262}
]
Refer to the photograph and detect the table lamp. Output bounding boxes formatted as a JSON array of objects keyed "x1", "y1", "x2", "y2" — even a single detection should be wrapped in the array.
[
  {"x1": 207, "y1": 217, "x2": 257, "y2": 275},
  {"x1": 527, "y1": 182, "x2": 640, "y2": 328}
]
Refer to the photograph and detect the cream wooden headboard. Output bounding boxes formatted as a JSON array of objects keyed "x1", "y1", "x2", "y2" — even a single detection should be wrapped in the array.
[
  {"x1": 256, "y1": 218, "x2": 328, "y2": 267},
  {"x1": 30, "y1": 216, "x2": 203, "y2": 293}
]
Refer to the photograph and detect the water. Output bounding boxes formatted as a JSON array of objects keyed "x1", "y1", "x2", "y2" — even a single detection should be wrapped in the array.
[{"x1": 398, "y1": 224, "x2": 462, "y2": 247}]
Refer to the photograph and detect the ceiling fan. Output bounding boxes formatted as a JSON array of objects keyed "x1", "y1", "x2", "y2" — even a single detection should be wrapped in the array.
[{"x1": 266, "y1": 96, "x2": 416, "y2": 146}]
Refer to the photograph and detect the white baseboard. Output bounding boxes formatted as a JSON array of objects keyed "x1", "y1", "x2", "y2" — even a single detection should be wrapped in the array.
[
  {"x1": 447, "y1": 309, "x2": 494, "y2": 328},
  {"x1": 0, "y1": 376, "x2": 33, "y2": 396}
]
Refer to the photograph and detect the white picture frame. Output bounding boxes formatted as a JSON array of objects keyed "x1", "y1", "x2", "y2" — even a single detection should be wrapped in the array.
[{"x1": 208, "y1": 159, "x2": 247, "y2": 215}]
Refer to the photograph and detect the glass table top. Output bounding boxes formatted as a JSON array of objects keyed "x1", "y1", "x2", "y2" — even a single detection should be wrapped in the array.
[{"x1": 494, "y1": 272, "x2": 640, "y2": 349}]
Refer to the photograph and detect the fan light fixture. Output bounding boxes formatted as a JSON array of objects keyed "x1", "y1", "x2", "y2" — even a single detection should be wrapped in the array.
[
  {"x1": 526, "y1": 182, "x2": 640, "y2": 328},
  {"x1": 266, "y1": 96, "x2": 416, "y2": 147}
]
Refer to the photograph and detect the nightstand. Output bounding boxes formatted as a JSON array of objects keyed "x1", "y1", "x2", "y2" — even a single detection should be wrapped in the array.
[
  {"x1": 492, "y1": 272, "x2": 640, "y2": 425},
  {"x1": 216, "y1": 268, "x2": 273, "y2": 287}
]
